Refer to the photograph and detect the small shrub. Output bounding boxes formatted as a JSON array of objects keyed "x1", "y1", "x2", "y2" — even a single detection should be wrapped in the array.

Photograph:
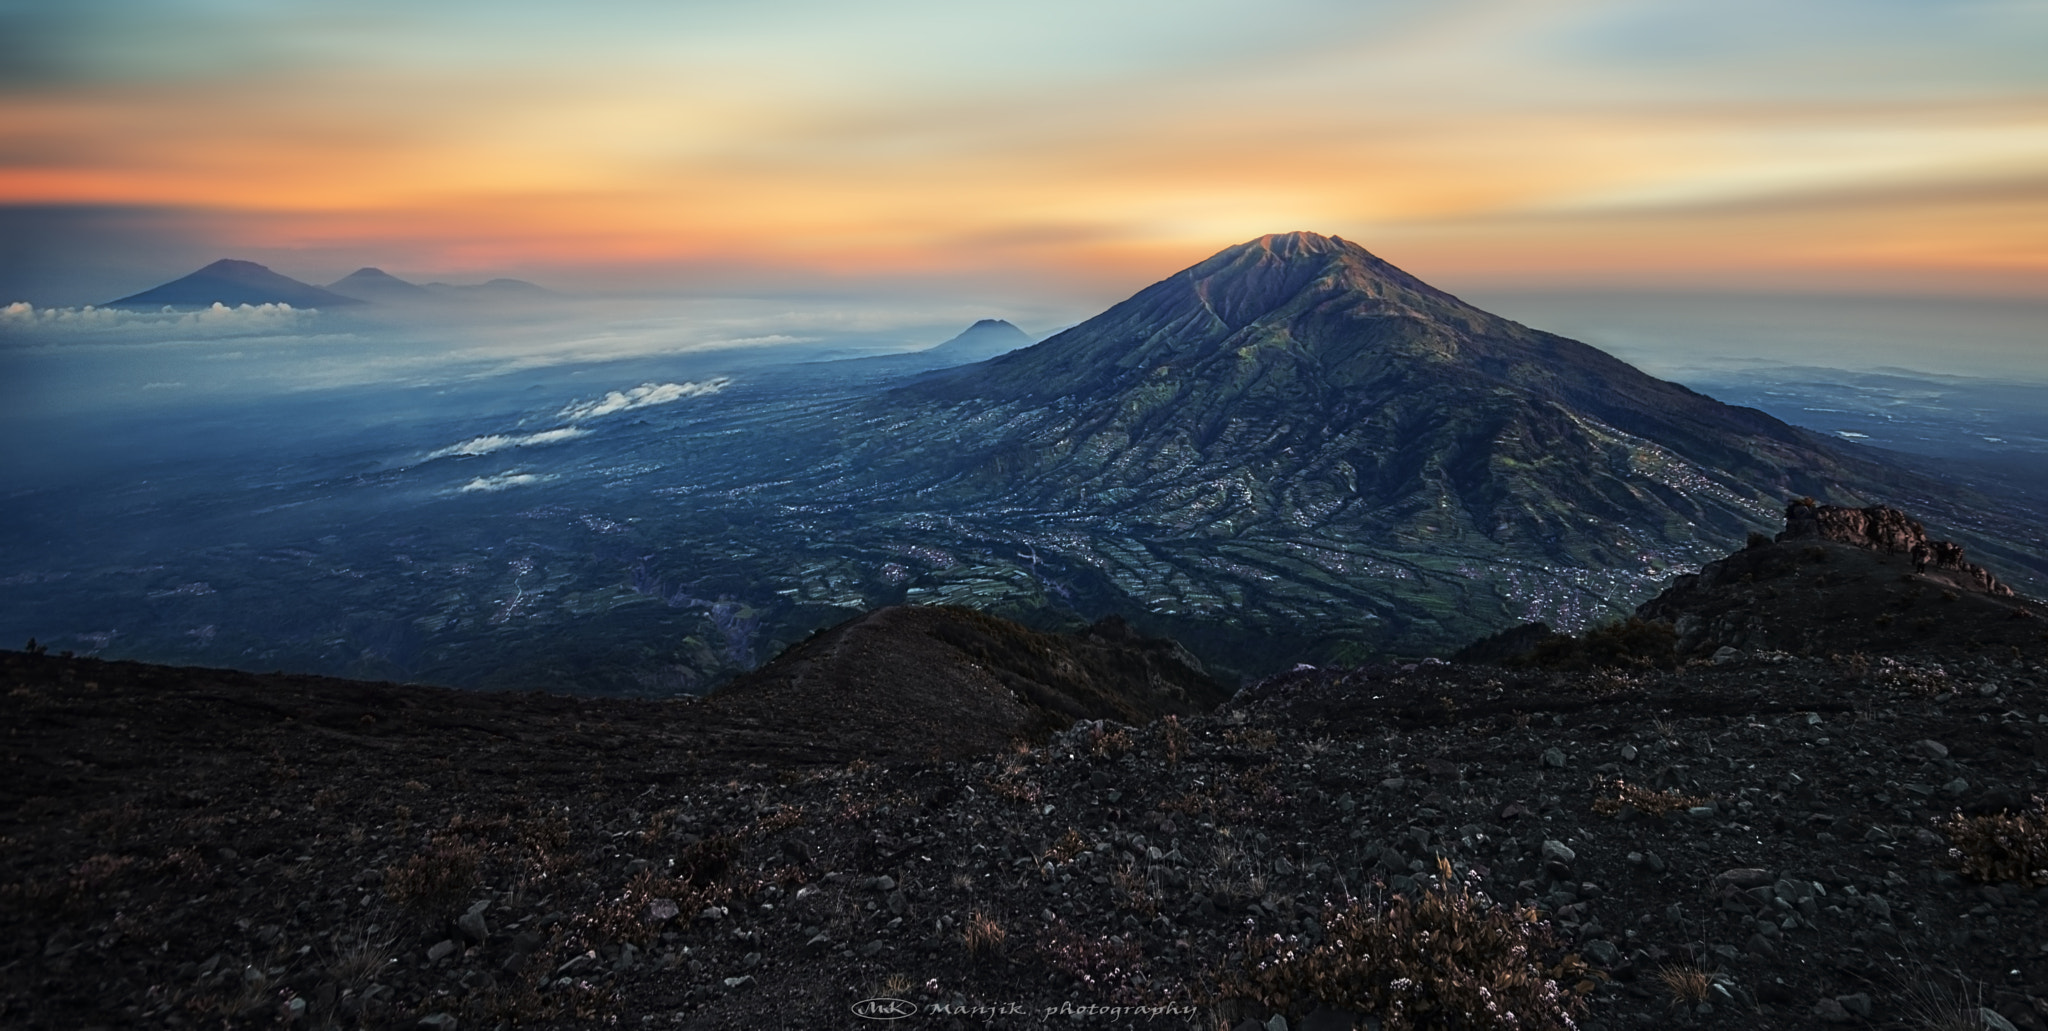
[
  {"x1": 1591, "y1": 779, "x2": 1708, "y2": 818},
  {"x1": 1942, "y1": 800, "x2": 2048, "y2": 885},
  {"x1": 1216, "y1": 860, "x2": 1589, "y2": 1030},
  {"x1": 1042, "y1": 828, "x2": 1087, "y2": 865},
  {"x1": 384, "y1": 834, "x2": 482, "y2": 915},
  {"x1": 1039, "y1": 923, "x2": 1150, "y2": 1004},
  {"x1": 1223, "y1": 727, "x2": 1278, "y2": 752},
  {"x1": 1110, "y1": 861, "x2": 1159, "y2": 917},
  {"x1": 1087, "y1": 725, "x2": 1133, "y2": 758}
]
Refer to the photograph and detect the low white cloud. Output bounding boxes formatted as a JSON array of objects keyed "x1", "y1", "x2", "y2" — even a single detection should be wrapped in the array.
[
  {"x1": 1, "y1": 301, "x2": 320, "y2": 337},
  {"x1": 557, "y1": 378, "x2": 731, "y2": 421},
  {"x1": 458, "y1": 471, "x2": 554, "y2": 493},
  {"x1": 428, "y1": 426, "x2": 588, "y2": 459}
]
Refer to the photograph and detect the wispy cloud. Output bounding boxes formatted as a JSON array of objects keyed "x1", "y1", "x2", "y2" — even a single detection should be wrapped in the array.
[
  {"x1": 427, "y1": 426, "x2": 588, "y2": 459},
  {"x1": 457, "y1": 471, "x2": 552, "y2": 493},
  {"x1": 556, "y1": 378, "x2": 730, "y2": 421}
]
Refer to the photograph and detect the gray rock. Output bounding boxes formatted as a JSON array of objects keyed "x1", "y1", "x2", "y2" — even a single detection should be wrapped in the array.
[
  {"x1": 886, "y1": 892, "x2": 907, "y2": 916},
  {"x1": 1541, "y1": 747, "x2": 1567, "y2": 769},
  {"x1": 426, "y1": 940, "x2": 457, "y2": 963},
  {"x1": 1265, "y1": 1016, "x2": 1289, "y2": 1031},
  {"x1": 554, "y1": 950, "x2": 598, "y2": 976},
  {"x1": 1620, "y1": 744, "x2": 1638, "y2": 761},
  {"x1": 456, "y1": 900, "x2": 489, "y2": 943},
  {"x1": 1745, "y1": 932, "x2": 1776, "y2": 958},
  {"x1": 874, "y1": 875, "x2": 897, "y2": 891},
  {"x1": 1711, "y1": 645, "x2": 1740, "y2": 665},
  {"x1": 1644, "y1": 851, "x2": 1668, "y2": 874},
  {"x1": 1716, "y1": 868, "x2": 1772, "y2": 889},
  {"x1": 1541, "y1": 840, "x2": 1577, "y2": 865},
  {"x1": 1864, "y1": 825, "x2": 1894, "y2": 843},
  {"x1": 1979, "y1": 1008, "x2": 2021, "y2": 1031},
  {"x1": 417, "y1": 1014, "x2": 458, "y2": 1030},
  {"x1": 860, "y1": 940, "x2": 885, "y2": 957},
  {"x1": 1813, "y1": 998, "x2": 1851, "y2": 1023},
  {"x1": 1583, "y1": 939, "x2": 1619, "y2": 966},
  {"x1": 697, "y1": 905, "x2": 727, "y2": 923},
  {"x1": 1837, "y1": 993, "x2": 1873, "y2": 1018},
  {"x1": 1942, "y1": 777, "x2": 1971, "y2": 796},
  {"x1": 722, "y1": 975, "x2": 754, "y2": 990},
  {"x1": 1913, "y1": 739, "x2": 1950, "y2": 759}
]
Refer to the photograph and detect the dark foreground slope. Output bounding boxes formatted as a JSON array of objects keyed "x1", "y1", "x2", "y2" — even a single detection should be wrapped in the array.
[
  {"x1": 715, "y1": 606, "x2": 1226, "y2": 755},
  {"x1": 6, "y1": 601, "x2": 2048, "y2": 1027}
]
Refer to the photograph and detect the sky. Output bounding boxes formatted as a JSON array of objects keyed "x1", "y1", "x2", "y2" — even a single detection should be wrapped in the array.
[{"x1": 2, "y1": 0, "x2": 2046, "y2": 309}]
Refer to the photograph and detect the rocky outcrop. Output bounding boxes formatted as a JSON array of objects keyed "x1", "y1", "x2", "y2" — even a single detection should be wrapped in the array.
[{"x1": 1779, "y1": 501, "x2": 2013, "y2": 597}]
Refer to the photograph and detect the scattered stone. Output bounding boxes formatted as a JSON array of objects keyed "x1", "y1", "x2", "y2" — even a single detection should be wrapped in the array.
[
  {"x1": 426, "y1": 940, "x2": 457, "y2": 963},
  {"x1": 1980, "y1": 1008, "x2": 2021, "y2": 1031},
  {"x1": 1914, "y1": 740, "x2": 1950, "y2": 759},
  {"x1": 456, "y1": 900, "x2": 489, "y2": 943},
  {"x1": 1813, "y1": 998, "x2": 1850, "y2": 1023},
  {"x1": 1541, "y1": 747, "x2": 1567, "y2": 769},
  {"x1": 1716, "y1": 868, "x2": 1772, "y2": 890},
  {"x1": 1837, "y1": 993, "x2": 1873, "y2": 1018},
  {"x1": 417, "y1": 1013, "x2": 457, "y2": 1030}
]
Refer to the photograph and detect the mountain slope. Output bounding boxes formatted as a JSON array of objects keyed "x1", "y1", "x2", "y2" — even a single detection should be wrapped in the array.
[
  {"x1": 327, "y1": 266, "x2": 433, "y2": 302},
  {"x1": 796, "y1": 232, "x2": 2041, "y2": 661},
  {"x1": 106, "y1": 259, "x2": 364, "y2": 309}
]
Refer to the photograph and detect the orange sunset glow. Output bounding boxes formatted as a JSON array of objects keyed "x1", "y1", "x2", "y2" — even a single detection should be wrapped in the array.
[{"x1": 4, "y1": 1, "x2": 2046, "y2": 304}]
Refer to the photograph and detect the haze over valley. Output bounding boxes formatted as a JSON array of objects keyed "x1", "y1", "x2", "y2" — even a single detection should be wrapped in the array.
[{"x1": 5, "y1": 240, "x2": 2043, "y2": 693}]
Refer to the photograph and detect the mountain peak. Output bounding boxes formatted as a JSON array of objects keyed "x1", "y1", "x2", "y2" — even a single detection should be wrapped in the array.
[
  {"x1": 327, "y1": 267, "x2": 431, "y2": 301},
  {"x1": 107, "y1": 259, "x2": 363, "y2": 310}
]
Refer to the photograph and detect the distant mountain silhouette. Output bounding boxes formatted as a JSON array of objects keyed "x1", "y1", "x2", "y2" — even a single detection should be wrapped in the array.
[
  {"x1": 106, "y1": 259, "x2": 363, "y2": 310},
  {"x1": 422, "y1": 278, "x2": 553, "y2": 297},
  {"x1": 922, "y1": 318, "x2": 1031, "y2": 362},
  {"x1": 326, "y1": 267, "x2": 433, "y2": 303}
]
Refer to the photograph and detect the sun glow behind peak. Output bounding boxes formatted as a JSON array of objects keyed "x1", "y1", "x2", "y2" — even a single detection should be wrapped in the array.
[{"x1": 3, "y1": 0, "x2": 2046, "y2": 304}]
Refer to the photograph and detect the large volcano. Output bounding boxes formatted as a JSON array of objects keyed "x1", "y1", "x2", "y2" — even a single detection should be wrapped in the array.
[{"x1": 834, "y1": 232, "x2": 2040, "y2": 662}]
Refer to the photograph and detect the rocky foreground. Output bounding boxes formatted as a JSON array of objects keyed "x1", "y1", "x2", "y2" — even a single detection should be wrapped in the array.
[{"x1": 5, "y1": 636, "x2": 2047, "y2": 1030}]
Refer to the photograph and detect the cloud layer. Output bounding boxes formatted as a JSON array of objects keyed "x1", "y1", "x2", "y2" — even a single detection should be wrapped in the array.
[
  {"x1": 427, "y1": 426, "x2": 588, "y2": 459},
  {"x1": 457, "y1": 471, "x2": 551, "y2": 493},
  {"x1": 0, "y1": 300, "x2": 319, "y2": 337},
  {"x1": 556, "y1": 378, "x2": 730, "y2": 422}
]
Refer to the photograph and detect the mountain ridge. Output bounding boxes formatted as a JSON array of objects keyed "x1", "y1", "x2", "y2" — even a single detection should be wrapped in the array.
[{"x1": 106, "y1": 258, "x2": 365, "y2": 310}]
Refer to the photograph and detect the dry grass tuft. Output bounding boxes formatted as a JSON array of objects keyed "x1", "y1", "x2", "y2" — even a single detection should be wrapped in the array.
[
  {"x1": 1654, "y1": 963, "x2": 1712, "y2": 1008},
  {"x1": 1160, "y1": 715, "x2": 1188, "y2": 768},
  {"x1": 962, "y1": 912, "x2": 1006, "y2": 957}
]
